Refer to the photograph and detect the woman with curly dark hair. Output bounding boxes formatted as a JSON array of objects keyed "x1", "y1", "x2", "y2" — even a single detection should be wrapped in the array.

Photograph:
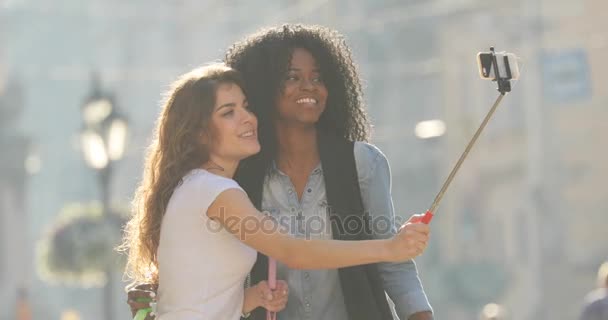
[
  {"x1": 127, "y1": 24, "x2": 433, "y2": 320},
  {"x1": 226, "y1": 24, "x2": 433, "y2": 320}
]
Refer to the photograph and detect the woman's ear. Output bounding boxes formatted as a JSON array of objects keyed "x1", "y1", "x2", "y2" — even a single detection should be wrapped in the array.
[{"x1": 199, "y1": 122, "x2": 216, "y2": 148}]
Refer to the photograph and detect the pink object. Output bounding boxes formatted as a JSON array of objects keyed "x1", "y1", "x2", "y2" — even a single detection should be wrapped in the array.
[{"x1": 267, "y1": 258, "x2": 277, "y2": 320}]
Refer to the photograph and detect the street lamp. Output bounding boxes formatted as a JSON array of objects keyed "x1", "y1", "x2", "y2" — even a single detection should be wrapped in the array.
[{"x1": 79, "y1": 74, "x2": 128, "y2": 320}]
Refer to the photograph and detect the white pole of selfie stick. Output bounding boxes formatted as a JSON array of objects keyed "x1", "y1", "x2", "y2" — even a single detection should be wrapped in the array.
[
  {"x1": 267, "y1": 258, "x2": 277, "y2": 320},
  {"x1": 413, "y1": 47, "x2": 513, "y2": 224}
]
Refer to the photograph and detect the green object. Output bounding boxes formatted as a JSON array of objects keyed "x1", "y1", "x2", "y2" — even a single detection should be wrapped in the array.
[
  {"x1": 133, "y1": 297, "x2": 153, "y2": 320},
  {"x1": 134, "y1": 308, "x2": 152, "y2": 320}
]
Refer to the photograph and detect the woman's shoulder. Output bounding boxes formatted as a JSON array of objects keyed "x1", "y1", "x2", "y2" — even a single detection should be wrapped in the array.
[
  {"x1": 178, "y1": 169, "x2": 242, "y2": 195},
  {"x1": 353, "y1": 141, "x2": 388, "y2": 165},
  {"x1": 353, "y1": 141, "x2": 391, "y2": 182}
]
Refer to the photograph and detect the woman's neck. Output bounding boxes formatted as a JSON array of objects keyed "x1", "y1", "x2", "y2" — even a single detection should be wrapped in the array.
[
  {"x1": 201, "y1": 157, "x2": 239, "y2": 179},
  {"x1": 275, "y1": 123, "x2": 320, "y2": 173}
]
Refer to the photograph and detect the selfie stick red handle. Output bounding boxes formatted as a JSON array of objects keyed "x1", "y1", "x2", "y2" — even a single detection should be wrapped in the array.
[{"x1": 410, "y1": 211, "x2": 434, "y2": 225}]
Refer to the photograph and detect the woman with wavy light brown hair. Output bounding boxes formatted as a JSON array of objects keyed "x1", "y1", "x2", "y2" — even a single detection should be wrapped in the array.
[{"x1": 120, "y1": 63, "x2": 429, "y2": 319}]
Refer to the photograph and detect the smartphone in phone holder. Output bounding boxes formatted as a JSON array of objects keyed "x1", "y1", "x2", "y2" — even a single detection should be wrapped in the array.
[{"x1": 477, "y1": 47, "x2": 520, "y2": 94}]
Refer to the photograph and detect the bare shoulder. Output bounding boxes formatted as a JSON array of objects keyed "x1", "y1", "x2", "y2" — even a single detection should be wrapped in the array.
[{"x1": 206, "y1": 187, "x2": 254, "y2": 220}]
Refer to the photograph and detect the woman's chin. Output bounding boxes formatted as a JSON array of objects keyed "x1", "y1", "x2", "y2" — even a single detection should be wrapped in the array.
[{"x1": 241, "y1": 145, "x2": 261, "y2": 158}]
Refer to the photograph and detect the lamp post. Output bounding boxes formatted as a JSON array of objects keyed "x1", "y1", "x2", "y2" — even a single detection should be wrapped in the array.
[
  {"x1": 1, "y1": 77, "x2": 32, "y2": 320},
  {"x1": 79, "y1": 74, "x2": 128, "y2": 320}
]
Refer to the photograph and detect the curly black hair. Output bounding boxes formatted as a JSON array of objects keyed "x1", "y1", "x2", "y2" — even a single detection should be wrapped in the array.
[{"x1": 225, "y1": 24, "x2": 370, "y2": 155}]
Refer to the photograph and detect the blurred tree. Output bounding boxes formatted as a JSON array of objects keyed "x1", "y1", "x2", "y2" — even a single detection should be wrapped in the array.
[{"x1": 36, "y1": 202, "x2": 127, "y2": 288}]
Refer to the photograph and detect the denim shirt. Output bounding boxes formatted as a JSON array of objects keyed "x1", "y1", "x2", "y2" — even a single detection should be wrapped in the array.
[{"x1": 260, "y1": 142, "x2": 432, "y2": 320}]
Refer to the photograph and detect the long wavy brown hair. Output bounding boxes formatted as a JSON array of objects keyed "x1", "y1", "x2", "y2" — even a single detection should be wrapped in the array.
[{"x1": 119, "y1": 64, "x2": 245, "y2": 284}]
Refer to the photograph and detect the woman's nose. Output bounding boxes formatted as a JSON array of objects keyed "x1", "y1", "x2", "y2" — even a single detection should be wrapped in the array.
[
  {"x1": 243, "y1": 108, "x2": 257, "y2": 124},
  {"x1": 300, "y1": 78, "x2": 315, "y2": 91}
]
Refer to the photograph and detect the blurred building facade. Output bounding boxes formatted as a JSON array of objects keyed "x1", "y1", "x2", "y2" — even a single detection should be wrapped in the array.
[
  {"x1": 415, "y1": 0, "x2": 608, "y2": 319},
  {"x1": 1, "y1": 0, "x2": 606, "y2": 319}
]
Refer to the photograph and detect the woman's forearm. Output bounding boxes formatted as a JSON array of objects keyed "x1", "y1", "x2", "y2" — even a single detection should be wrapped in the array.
[
  {"x1": 208, "y1": 189, "x2": 426, "y2": 270},
  {"x1": 276, "y1": 237, "x2": 391, "y2": 269}
]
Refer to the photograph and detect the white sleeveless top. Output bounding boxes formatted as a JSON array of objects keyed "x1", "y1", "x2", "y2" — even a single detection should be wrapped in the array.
[{"x1": 156, "y1": 169, "x2": 257, "y2": 319}]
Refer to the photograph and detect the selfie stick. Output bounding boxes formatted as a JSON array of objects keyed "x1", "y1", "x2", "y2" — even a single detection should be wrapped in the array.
[{"x1": 411, "y1": 47, "x2": 513, "y2": 225}]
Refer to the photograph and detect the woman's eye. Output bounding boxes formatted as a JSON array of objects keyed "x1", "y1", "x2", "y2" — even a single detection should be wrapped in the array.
[{"x1": 222, "y1": 110, "x2": 234, "y2": 117}]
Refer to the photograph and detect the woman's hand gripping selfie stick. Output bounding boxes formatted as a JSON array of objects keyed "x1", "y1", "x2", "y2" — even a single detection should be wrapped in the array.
[{"x1": 410, "y1": 47, "x2": 517, "y2": 225}]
